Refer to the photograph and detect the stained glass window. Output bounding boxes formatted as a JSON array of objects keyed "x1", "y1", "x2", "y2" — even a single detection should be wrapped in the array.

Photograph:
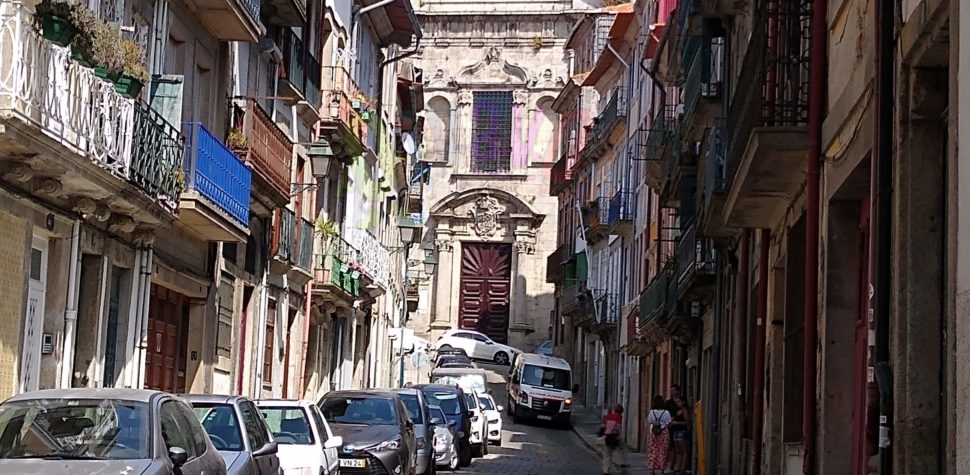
[{"x1": 471, "y1": 91, "x2": 513, "y2": 173}]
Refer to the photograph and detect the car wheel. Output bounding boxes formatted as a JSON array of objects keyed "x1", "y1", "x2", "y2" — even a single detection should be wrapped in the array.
[
  {"x1": 472, "y1": 443, "x2": 484, "y2": 458},
  {"x1": 449, "y1": 444, "x2": 460, "y2": 470},
  {"x1": 493, "y1": 351, "x2": 509, "y2": 365}
]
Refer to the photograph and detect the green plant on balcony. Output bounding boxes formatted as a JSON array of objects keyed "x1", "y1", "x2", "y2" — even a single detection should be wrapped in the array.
[
  {"x1": 226, "y1": 129, "x2": 249, "y2": 153},
  {"x1": 35, "y1": 0, "x2": 81, "y2": 47},
  {"x1": 115, "y1": 39, "x2": 149, "y2": 98},
  {"x1": 314, "y1": 219, "x2": 338, "y2": 241},
  {"x1": 71, "y1": 10, "x2": 123, "y2": 78}
]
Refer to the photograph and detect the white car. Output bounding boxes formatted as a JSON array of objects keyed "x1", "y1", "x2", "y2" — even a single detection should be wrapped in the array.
[
  {"x1": 435, "y1": 329, "x2": 520, "y2": 365},
  {"x1": 477, "y1": 393, "x2": 504, "y2": 446},
  {"x1": 464, "y1": 392, "x2": 489, "y2": 457},
  {"x1": 257, "y1": 399, "x2": 343, "y2": 475},
  {"x1": 429, "y1": 406, "x2": 460, "y2": 470}
]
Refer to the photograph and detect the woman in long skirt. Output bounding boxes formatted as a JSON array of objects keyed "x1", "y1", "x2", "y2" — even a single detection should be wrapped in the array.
[{"x1": 646, "y1": 395, "x2": 671, "y2": 474}]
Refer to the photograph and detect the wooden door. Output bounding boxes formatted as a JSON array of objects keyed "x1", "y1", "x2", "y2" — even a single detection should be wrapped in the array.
[
  {"x1": 146, "y1": 284, "x2": 188, "y2": 393},
  {"x1": 458, "y1": 243, "x2": 512, "y2": 344}
]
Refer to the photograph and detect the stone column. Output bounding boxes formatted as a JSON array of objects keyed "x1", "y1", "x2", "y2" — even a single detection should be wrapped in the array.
[
  {"x1": 433, "y1": 235, "x2": 455, "y2": 326},
  {"x1": 456, "y1": 90, "x2": 473, "y2": 172},
  {"x1": 511, "y1": 90, "x2": 528, "y2": 171},
  {"x1": 512, "y1": 240, "x2": 534, "y2": 326}
]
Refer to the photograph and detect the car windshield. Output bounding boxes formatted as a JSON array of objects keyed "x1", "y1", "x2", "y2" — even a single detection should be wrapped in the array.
[
  {"x1": 396, "y1": 395, "x2": 423, "y2": 424},
  {"x1": 477, "y1": 396, "x2": 495, "y2": 411},
  {"x1": 319, "y1": 397, "x2": 397, "y2": 425},
  {"x1": 432, "y1": 374, "x2": 486, "y2": 394},
  {"x1": 522, "y1": 364, "x2": 571, "y2": 390},
  {"x1": 192, "y1": 404, "x2": 244, "y2": 451},
  {"x1": 259, "y1": 407, "x2": 314, "y2": 445},
  {"x1": 0, "y1": 398, "x2": 150, "y2": 460},
  {"x1": 422, "y1": 392, "x2": 462, "y2": 416}
]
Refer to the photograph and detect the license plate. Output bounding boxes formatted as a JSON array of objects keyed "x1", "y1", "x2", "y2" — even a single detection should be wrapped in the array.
[
  {"x1": 339, "y1": 459, "x2": 367, "y2": 468},
  {"x1": 537, "y1": 415, "x2": 552, "y2": 420}
]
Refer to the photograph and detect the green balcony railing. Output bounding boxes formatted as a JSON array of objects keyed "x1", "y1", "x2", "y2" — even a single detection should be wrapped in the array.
[
  {"x1": 639, "y1": 270, "x2": 671, "y2": 328},
  {"x1": 130, "y1": 100, "x2": 184, "y2": 211}
]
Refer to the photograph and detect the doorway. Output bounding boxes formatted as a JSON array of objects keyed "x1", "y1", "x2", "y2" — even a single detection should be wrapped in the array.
[
  {"x1": 458, "y1": 243, "x2": 512, "y2": 343},
  {"x1": 20, "y1": 234, "x2": 48, "y2": 393}
]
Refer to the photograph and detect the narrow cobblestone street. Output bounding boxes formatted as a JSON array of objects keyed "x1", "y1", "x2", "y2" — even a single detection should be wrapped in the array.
[{"x1": 450, "y1": 364, "x2": 601, "y2": 474}]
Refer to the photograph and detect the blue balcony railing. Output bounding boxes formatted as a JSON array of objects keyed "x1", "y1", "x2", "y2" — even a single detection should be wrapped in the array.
[
  {"x1": 131, "y1": 101, "x2": 184, "y2": 211},
  {"x1": 183, "y1": 123, "x2": 252, "y2": 225},
  {"x1": 608, "y1": 190, "x2": 634, "y2": 226}
]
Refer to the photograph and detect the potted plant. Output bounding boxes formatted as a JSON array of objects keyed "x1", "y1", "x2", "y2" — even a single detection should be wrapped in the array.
[
  {"x1": 314, "y1": 219, "x2": 338, "y2": 241},
  {"x1": 35, "y1": 0, "x2": 79, "y2": 47},
  {"x1": 115, "y1": 40, "x2": 149, "y2": 98},
  {"x1": 72, "y1": 13, "x2": 123, "y2": 79},
  {"x1": 226, "y1": 129, "x2": 248, "y2": 153}
]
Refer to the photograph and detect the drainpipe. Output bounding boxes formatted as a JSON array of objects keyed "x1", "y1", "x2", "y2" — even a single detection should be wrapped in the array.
[
  {"x1": 707, "y1": 251, "x2": 724, "y2": 470},
  {"x1": 136, "y1": 247, "x2": 153, "y2": 388},
  {"x1": 803, "y1": 0, "x2": 827, "y2": 470},
  {"x1": 752, "y1": 230, "x2": 769, "y2": 475},
  {"x1": 60, "y1": 219, "x2": 82, "y2": 388},
  {"x1": 350, "y1": 0, "x2": 397, "y2": 77},
  {"x1": 736, "y1": 231, "x2": 750, "y2": 439},
  {"x1": 873, "y1": 0, "x2": 894, "y2": 472},
  {"x1": 123, "y1": 249, "x2": 144, "y2": 388}
]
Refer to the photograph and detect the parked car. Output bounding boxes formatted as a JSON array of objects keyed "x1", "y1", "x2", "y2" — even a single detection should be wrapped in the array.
[
  {"x1": 428, "y1": 406, "x2": 459, "y2": 471},
  {"x1": 413, "y1": 384, "x2": 472, "y2": 467},
  {"x1": 476, "y1": 393, "x2": 503, "y2": 446},
  {"x1": 256, "y1": 399, "x2": 342, "y2": 475},
  {"x1": 507, "y1": 354, "x2": 574, "y2": 426},
  {"x1": 184, "y1": 395, "x2": 280, "y2": 475},
  {"x1": 392, "y1": 389, "x2": 435, "y2": 475},
  {"x1": 318, "y1": 391, "x2": 416, "y2": 475},
  {"x1": 430, "y1": 368, "x2": 488, "y2": 396},
  {"x1": 435, "y1": 330, "x2": 520, "y2": 365},
  {"x1": 0, "y1": 388, "x2": 226, "y2": 475},
  {"x1": 462, "y1": 392, "x2": 488, "y2": 457},
  {"x1": 534, "y1": 340, "x2": 554, "y2": 356},
  {"x1": 433, "y1": 347, "x2": 468, "y2": 362},
  {"x1": 434, "y1": 355, "x2": 473, "y2": 369}
]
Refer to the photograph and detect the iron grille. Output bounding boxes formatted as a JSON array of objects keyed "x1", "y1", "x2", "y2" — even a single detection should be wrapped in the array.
[{"x1": 471, "y1": 91, "x2": 513, "y2": 173}]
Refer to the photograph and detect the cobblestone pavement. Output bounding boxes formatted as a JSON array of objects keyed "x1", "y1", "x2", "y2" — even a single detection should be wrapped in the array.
[{"x1": 450, "y1": 363, "x2": 602, "y2": 475}]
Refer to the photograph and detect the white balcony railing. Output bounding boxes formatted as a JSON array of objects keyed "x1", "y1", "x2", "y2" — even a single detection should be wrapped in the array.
[
  {"x1": 345, "y1": 227, "x2": 390, "y2": 289},
  {"x1": 0, "y1": 3, "x2": 134, "y2": 176}
]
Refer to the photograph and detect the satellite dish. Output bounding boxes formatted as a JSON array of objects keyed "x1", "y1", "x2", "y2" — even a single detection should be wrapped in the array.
[{"x1": 402, "y1": 132, "x2": 417, "y2": 155}]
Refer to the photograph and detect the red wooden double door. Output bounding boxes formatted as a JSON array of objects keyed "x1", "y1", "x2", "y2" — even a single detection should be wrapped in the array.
[{"x1": 458, "y1": 243, "x2": 512, "y2": 344}]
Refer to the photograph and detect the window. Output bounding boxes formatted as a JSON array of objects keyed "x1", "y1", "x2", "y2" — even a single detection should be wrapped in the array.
[
  {"x1": 426, "y1": 97, "x2": 451, "y2": 163},
  {"x1": 160, "y1": 401, "x2": 195, "y2": 458},
  {"x1": 259, "y1": 407, "x2": 314, "y2": 445},
  {"x1": 239, "y1": 402, "x2": 269, "y2": 450},
  {"x1": 522, "y1": 364, "x2": 571, "y2": 390},
  {"x1": 397, "y1": 394, "x2": 424, "y2": 424},
  {"x1": 176, "y1": 403, "x2": 209, "y2": 456},
  {"x1": 308, "y1": 405, "x2": 330, "y2": 443},
  {"x1": 192, "y1": 403, "x2": 244, "y2": 451},
  {"x1": 264, "y1": 301, "x2": 276, "y2": 388},
  {"x1": 472, "y1": 334, "x2": 489, "y2": 343},
  {"x1": 471, "y1": 91, "x2": 513, "y2": 173},
  {"x1": 454, "y1": 332, "x2": 474, "y2": 340},
  {"x1": 318, "y1": 396, "x2": 398, "y2": 425}
]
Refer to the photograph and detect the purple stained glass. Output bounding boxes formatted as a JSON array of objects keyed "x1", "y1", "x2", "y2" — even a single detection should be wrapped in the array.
[{"x1": 471, "y1": 91, "x2": 513, "y2": 173}]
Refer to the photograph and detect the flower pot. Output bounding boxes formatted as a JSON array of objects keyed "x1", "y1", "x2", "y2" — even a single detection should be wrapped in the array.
[
  {"x1": 70, "y1": 47, "x2": 93, "y2": 68},
  {"x1": 113, "y1": 74, "x2": 144, "y2": 98},
  {"x1": 40, "y1": 14, "x2": 77, "y2": 47},
  {"x1": 93, "y1": 66, "x2": 120, "y2": 82},
  {"x1": 360, "y1": 111, "x2": 372, "y2": 123}
]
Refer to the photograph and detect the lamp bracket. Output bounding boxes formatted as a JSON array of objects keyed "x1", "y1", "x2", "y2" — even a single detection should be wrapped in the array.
[{"x1": 290, "y1": 183, "x2": 319, "y2": 197}]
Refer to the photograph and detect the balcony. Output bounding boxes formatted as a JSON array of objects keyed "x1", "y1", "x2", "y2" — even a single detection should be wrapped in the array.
[
  {"x1": 643, "y1": 104, "x2": 678, "y2": 189},
  {"x1": 278, "y1": 29, "x2": 322, "y2": 120},
  {"x1": 239, "y1": 99, "x2": 293, "y2": 208},
  {"x1": 638, "y1": 269, "x2": 670, "y2": 330},
  {"x1": 549, "y1": 150, "x2": 577, "y2": 196},
  {"x1": 583, "y1": 87, "x2": 627, "y2": 161},
  {"x1": 181, "y1": 123, "x2": 252, "y2": 241},
  {"x1": 674, "y1": 224, "x2": 717, "y2": 302},
  {"x1": 185, "y1": 0, "x2": 263, "y2": 41},
  {"x1": 545, "y1": 244, "x2": 571, "y2": 283},
  {"x1": 700, "y1": 119, "x2": 731, "y2": 237},
  {"x1": 659, "y1": 125, "x2": 686, "y2": 206},
  {"x1": 560, "y1": 279, "x2": 591, "y2": 320},
  {"x1": 270, "y1": 207, "x2": 295, "y2": 268},
  {"x1": 608, "y1": 190, "x2": 634, "y2": 237},
  {"x1": 701, "y1": 0, "x2": 747, "y2": 18},
  {"x1": 0, "y1": 5, "x2": 184, "y2": 225},
  {"x1": 313, "y1": 236, "x2": 363, "y2": 304},
  {"x1": 591, "y1": 292, "x2": 619, "y2": 335},
  {"x1": 407, "y1": 181, "x2": 423, "y2": 214},
  {"x1": 722, "y1": 7, "x2": 809, "y2": 229},
  {"x1": 681, "y1": 34, "x2": 723, "y2": 141},
  {"x1": 345, "y1": 227, "x2": 390, "y2": 295},
  {"x1": 263, "y1": 0, "x2": 307, "y2": 26},
  {"x1": 320, "y1": 66, "x2": 370, "y2": 163},
  {"x1": 582, "y1": 197, "x2": 610, "y2": 244}
]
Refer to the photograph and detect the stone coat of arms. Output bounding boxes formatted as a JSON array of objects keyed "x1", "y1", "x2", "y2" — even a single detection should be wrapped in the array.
[{"x1": 468, "y1": 195, "x2": 505, "y2": 238}]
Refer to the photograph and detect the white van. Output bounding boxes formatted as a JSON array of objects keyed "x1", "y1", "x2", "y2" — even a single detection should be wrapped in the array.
[{"x1": 506, "y1": 353, "x2": 573, "y2": 425}]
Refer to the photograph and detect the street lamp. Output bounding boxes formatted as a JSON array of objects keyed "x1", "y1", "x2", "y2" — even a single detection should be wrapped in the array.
[
  {"x1": 290, "y1": 138, "x2": 337, "y2": 196},
  {"x1": 423, "y1": 253, "x2": 438, "y2": 275},
  {"x1": 396, "y1": 215, "x2": 422, "y2": 387}
]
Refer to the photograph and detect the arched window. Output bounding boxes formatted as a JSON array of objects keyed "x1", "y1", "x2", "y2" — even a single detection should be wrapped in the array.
[
  {"x1": 533, "y1": 98, "x2": 559, "y2": 163},
  {"x1": 425, "y1": 96, "x2": 451, "y2": 163}
]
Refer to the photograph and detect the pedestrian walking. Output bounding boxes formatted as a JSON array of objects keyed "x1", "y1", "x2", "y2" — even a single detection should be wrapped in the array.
[
  {"x1": 669, "y1": 396, "x2": 692, "y2": 474},
  {"x1": 647, "y1": 395, "x2": 672, "y2": 475},
  {"x1": 598, "y1": 404, "x2": 624, "y2": 474}
]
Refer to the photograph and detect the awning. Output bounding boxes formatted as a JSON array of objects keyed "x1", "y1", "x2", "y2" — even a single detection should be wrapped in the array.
[{"x1": 582, "y1": 6, "x2": 636, "y2": 87}]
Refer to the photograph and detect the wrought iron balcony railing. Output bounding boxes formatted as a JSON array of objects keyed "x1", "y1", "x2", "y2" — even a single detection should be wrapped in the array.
[
  {"x1": 675, "y1": 223, "x2": 716, "y2": 286},
  {"x1": 682, "y1": 34, "x2": 722, "y2": 127},
  {"x1": 586, "y1": 87, "x2": 628, "y2": 150},
  {"x1": 183, "y1": 122, "x2": 252, "y2": 225},
  {"x1": 596, "y1": 292, "x2": 620, "y2": 325},
  {"x1": 561, "y1": 279, "x2": 589, "y2": 314},
  {"x1": 643, "y1": 104, "x2": 677, "y2": 161},
  {"x1": 281, "y1": 29, "x2": 306, "y2": 97},
  {"x1": 639, "y1": 269, "x2": 671, "y2": 328},
  {"x1": 297, "y1": 218, "x2": 313, "y2": 270},
  {"x1": 272, "y1": 207, "x2": 296, "y2": 262},
  {"x1": 305, "y1": 53, "x2": 322, "y2": 111},
  {"x1": 608, "y1": 190, "x2": 634, "y2": 226},
  {"x1": 345, "y1": 227, "x2": 390, "y2": 289},
  {"x1": 549, "y1": 150, "x2": 577, "y2": 195},
  {"x1": 131, "y1": 101, "x2": 185, "y2": 211},
  {"x1": 242, "y1": 99, "x2": 293, "y2": 199},
  {"x1": 703, "y1": 118, "x2": 727, "y2": 210},
  {"x1": 583, "y1": 197, "x2": 610, "y2": 232}
]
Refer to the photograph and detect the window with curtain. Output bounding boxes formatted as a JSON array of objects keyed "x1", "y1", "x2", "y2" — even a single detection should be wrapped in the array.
[{"x1": 471, "y1": 91, "x2": 513, "y2": 173}]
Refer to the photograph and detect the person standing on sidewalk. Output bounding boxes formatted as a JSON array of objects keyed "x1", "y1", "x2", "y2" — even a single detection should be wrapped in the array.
[
  {"x1": 647, "y1": 395, "x2": 672, "y2": 474},
  {"x1": 598, "y1": 404, "x2": 624, "y2": 474}
]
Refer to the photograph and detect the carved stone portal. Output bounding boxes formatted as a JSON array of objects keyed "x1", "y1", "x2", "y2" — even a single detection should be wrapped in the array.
[{"x1": 467, "y1": 195, "x2": 506, "y2": 238}]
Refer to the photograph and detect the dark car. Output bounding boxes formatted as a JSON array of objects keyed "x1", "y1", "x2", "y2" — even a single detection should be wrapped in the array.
[
  {"x1": 434, "y1": 355, "x2": 472, "y2": 369},
  {"x1": 413, "y1": 384, "x2": 473, "y2": 467},
  {"x1": 183, "y1": 395, "x2": 279, "y2": 475},
  {"x1": 0, "y1": 388, "x2": 226, "y2": 475},
  {"x1": 318, "y1": 391, "x2": 417, "y2": 475},
  {"x1": 392, "y1": 389, "x2": 435, "y2": 475},
  {"x1": 434, "y1": 348, "x2": 468, "y2": 362}
]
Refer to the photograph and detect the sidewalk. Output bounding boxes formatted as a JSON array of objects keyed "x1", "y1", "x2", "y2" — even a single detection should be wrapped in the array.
[{"x1": 571, "y1": 403, "x2": 649, "y2": 474}]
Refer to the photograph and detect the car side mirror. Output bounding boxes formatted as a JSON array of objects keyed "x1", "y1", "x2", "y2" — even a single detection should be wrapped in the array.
[
  {"x1": 324, "y1": 436, "x2": 343, "y2": 450},
  {"x1": 430, "y1": 417, "x2": 443, "y2": 425},
  {"x1": 168, "y1": 447, "x2": 188, "y2": 468},
  {"x1": 496, "y1": 405, "x2": 504, "y2": 412},
  {"x1": 253, "y1": 441, "x2": 278, "y2": 456}
]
